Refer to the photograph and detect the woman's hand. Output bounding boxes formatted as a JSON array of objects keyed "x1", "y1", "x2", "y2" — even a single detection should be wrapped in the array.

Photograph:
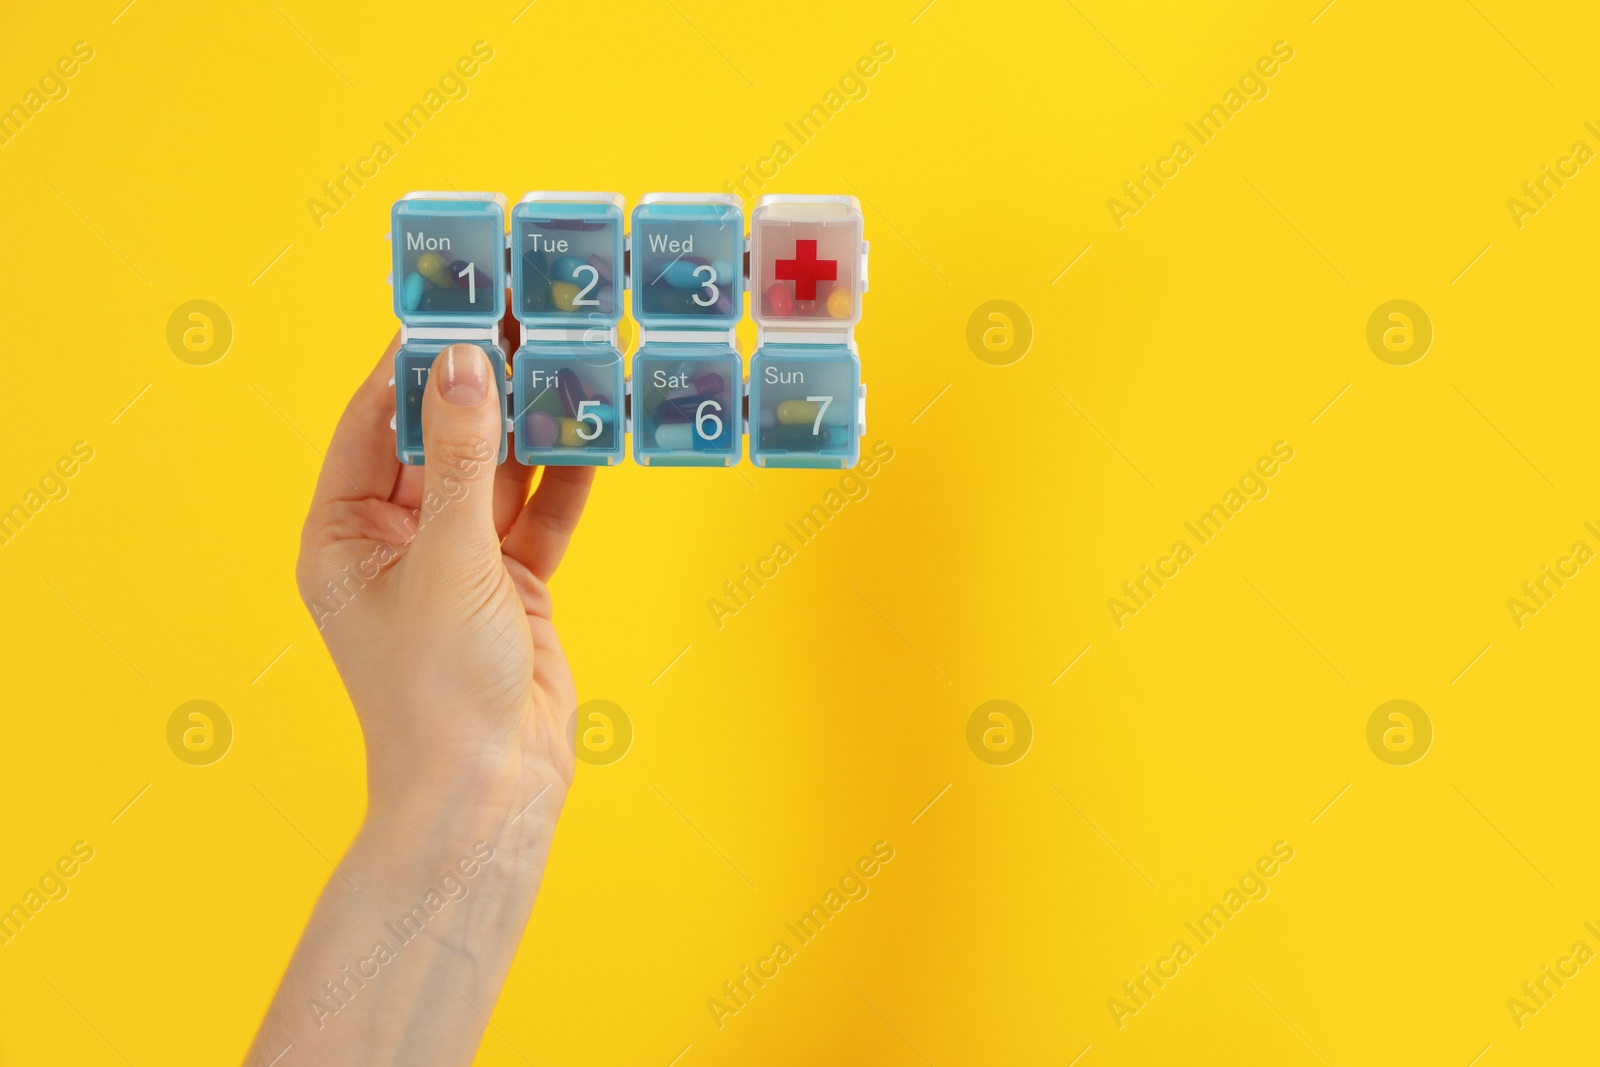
[
  {"x1": 295, "y1": 332, "x2": 593, "y2": 812},
  {"x1": 247, "y1": 327, "x2": 594, "y2": 1066}
]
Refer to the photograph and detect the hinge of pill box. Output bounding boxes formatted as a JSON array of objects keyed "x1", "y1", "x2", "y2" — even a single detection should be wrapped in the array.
[
  {"x1": 401, "y1": 324, "x2": 499, "y2": 343},
  {"x1": 860, "y1": 239, "x2": 869, "y2": 294},
  {"x1": 637, "y1": 326, "x2": 739, "y2": 347},
  {"x1": 755, "y1": 327, "x2": 858, "y2": 352},
  {"x1": 521, "y1": 326, "x2": 620, "y2": 346}
]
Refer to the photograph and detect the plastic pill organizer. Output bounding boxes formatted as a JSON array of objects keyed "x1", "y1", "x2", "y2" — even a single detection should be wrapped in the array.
[{"x1": 390, "y1": 191, "x2": 868, "y2": 469}]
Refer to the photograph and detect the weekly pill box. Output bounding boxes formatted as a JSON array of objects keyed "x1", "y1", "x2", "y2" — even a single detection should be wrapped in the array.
[{"x1": 388, "y1": 190, "x2": 867, "y2": 469}]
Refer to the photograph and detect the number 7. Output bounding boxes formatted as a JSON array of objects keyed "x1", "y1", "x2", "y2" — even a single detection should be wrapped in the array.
[{"x1": 805, "y1": 395, "x2": 831, "y2": 435}]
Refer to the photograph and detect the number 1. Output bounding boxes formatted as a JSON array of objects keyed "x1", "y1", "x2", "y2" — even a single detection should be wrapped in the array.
[{"x1": 458, "y1": 262, "x2": 476, "y2": 303}]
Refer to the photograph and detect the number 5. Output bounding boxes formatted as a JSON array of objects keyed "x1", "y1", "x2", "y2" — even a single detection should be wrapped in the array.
[{"x1": 576, "y1": 400, "x2": 602, "y2": 441}]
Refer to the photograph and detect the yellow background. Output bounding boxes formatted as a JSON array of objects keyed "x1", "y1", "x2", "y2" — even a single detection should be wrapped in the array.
[{"x1": 2, "y1": 0, "x2": 1597, "y2": 1063}]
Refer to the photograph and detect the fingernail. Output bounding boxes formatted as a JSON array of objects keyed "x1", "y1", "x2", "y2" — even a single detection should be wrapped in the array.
[{"x1": 438, "y1": 344, "x2": 488, "y2": 406}]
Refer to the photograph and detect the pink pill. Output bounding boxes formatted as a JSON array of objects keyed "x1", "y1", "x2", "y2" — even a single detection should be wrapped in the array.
[
  {"x1": 526, "y1": 411, "x2": 560, "y2": 448},
  {"x1": 765, "y1": 281, "x2": 795, "y2": 317}
]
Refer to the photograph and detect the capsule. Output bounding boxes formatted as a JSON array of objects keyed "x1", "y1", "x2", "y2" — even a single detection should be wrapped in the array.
[
  {"x1": 775, "y1": 398, "x2": 848, "y2": 427},
  {"x1": 555, "y1": 368, "x2": 589, "y2": 417},
  {"x1": 416, "y1": 251, "x2": 453, "y2": 288}
]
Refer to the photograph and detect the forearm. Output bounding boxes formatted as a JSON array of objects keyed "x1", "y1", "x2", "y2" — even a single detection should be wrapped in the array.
[{"x1": 246, "y1": 756, "x2": 563, "y2": 1066}]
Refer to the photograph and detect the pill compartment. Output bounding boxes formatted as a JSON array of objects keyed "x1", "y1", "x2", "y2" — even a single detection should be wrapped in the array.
[
  {"x1": 511, "y1": 343, "x2": 625, "y2": 466},
  {"x1": 630, "y1": 195, "x2": 743, "y2": 329},
  {"x1": 749, "y1": 344, "x2": 861, "y2": 468},
  {"x1": 631, "y1": 344, "x2": 743, "y2": 467},
  {"x1": 750, "y1": 196, "x2": 863, "y2": 328},
  {"x1": 394, "y1": 341, "x2": 510, "y2": 466},
  {"x1": 392, "y1": 194, "x2": 507, "y2": 325},
  {"x1": 512, "y1": 194, "x2": 624, "y2": 327}
]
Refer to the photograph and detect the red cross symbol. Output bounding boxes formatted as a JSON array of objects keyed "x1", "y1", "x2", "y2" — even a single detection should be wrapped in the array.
[{"x1": 774, "y1": 239, "x2": 837, "y2": 301}]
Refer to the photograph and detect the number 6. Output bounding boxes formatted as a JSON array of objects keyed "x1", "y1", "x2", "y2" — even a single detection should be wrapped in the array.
[{"x1": 696, "y1": 399, "x2": 723, "y2": 440}]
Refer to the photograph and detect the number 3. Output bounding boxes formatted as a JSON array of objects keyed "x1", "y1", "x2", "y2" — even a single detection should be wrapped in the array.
[{"x1": 691, "y1": 264, "x2": 718, "y2": 307}]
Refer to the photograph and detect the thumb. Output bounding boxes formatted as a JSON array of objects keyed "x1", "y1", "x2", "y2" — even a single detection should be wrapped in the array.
[{"x1": 413, "y1": 342, "x2": 503, "y2": 563}]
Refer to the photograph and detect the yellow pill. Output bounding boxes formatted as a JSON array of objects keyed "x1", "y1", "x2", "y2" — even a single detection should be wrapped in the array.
[
  {"x1": 557, "y1": 417, "x2": 586, "y2": 447},
  {"x1": 777, "y1": 399, "x2": 823, "y2": 426},
  {"x1": 826, "y1": 286, "x2": 852, "y2": 318},
  {"x1": 417, "y1": 251, "x2": 451, "y2": 288},
  {"x1": 551, "y1": 281, "x2": 581, "y2": 312}
]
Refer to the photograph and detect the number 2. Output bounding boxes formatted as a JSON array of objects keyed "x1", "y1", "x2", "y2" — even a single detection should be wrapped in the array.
[{"x1": 572, "y1": 264, "x2": 600, "y2": 307}]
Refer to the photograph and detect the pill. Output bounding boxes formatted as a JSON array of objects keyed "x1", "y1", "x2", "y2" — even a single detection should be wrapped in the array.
[
  {"x1": 591, "y1": 392, "x2": 611, "y2": 407},
  {"x1": 551, "y1": 281, "x2": 581, "y2": 311},
  {"x1": 587, "y1": 253, "x2": 614, "y2": 285},
  {"x1": 776, "y1": 398, "x2": 849, "y2": 427},
  {"x1": 826, "y1": 286, "x2": 852, "y2": 318},
  {"x1": 555, "y1": 367, "x2": 589, "y2": 416},
  {"x1": 654, "y1": 423, "x2": 692, "y2": 450},
  {"x1": 761, "y1": 424, "x2": 833, "y2": 451},
  {"x1": 557, "y1": 417, "x2": 591, "y2": 447},
  {"x1": 711, "y1": 259, "x2": 735, "y2": 285},
  {"x1": 777, "y1": 399, "x2": 817, "y2": 425},
  {"x1": 525, "y1": 411, "x2": 560, "y2": 448},
  {"x1": 402, "y1": 271, "x2": 425, "y2": 312},
  {"x1": 765, "y1": 282, "x2": 795, "y2": 317},
  {"x1": 552, "y1": 256, "x2": 586, "y2": 285},
  {"x1": 654, "y1": 259, "x2": 706, "y2": 290},
  {"x1": 417, "y1": 251, "x2": 452, "y2": 288}
]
